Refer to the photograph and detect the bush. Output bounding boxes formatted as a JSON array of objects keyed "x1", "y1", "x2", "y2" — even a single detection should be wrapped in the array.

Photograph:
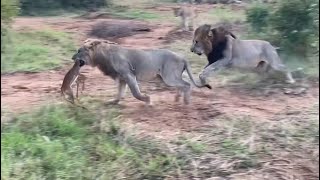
[
  {"x1": 269, "y1": 0, "x2": 316, "y2": 55},
  {"x1": 1, "y1": 0, "x2": 20, "y2": 22},
  {"x1": 246, "y1": 5, "x2": 269, "y2": 31},
  {"x1": 246, "y1": 0, "x2": 319, "y2": 56}
]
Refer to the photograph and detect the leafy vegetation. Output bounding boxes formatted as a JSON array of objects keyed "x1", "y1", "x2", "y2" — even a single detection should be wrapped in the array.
[
  {"x1": 246, "y1": 5, "x2": 269, "y2": 31},
  {"x1": 246, "y1": 0, "x2": 319, "y2": 56},
  {"x1": 1, "y1": 0, "x2": 20, "y2": 52},
  {"x1": 206, "y1": 7, "x2": 246, "y2": 23},
  {"x1": 1, "y1": 0, "x2": 20, "y2": 22}
]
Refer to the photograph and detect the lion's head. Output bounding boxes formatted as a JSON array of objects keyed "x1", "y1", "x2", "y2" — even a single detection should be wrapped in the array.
[
  {"x1": 72, "y1": 38, "x2": 116, "y2": 66},
  {"x1": 190, "y1": 24, "x2": 236, "y2": 56}
]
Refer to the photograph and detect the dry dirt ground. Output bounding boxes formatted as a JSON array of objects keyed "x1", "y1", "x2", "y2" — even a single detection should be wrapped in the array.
[{"x1": 2, "y1": 10, "x2": 319, "y2": 141}]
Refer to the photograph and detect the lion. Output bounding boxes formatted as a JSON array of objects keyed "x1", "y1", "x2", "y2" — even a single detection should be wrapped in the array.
[
  {"x1": 173, "y1": 6, "x2": 197, "y2": 31},
  {"x1": 190, "y1": 24, "x2": 295, "y2": 84},
  {"x1": 71, "y1": 38, "x2": 211, "y2": 105}
]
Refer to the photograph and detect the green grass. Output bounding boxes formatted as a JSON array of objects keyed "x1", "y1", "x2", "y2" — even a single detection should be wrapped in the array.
[
  {"x1": 197, "y1": 6, "x2": 246, "y2": 25},
  {"x1": 112, "y1": 0, "x2": 173, "y2": 8},
  {"x1": 111, "y1": 9, "x2": 161, "y2": 20},
  {"x1": 109, "y1": 2, "x2": 247, "y2": 24},
  {"x1": 105, "y1": 5, "x2": 168, "y2": 22},
  {"x1": 280, "y1": 54, "x2": 319, "y2": 78},
  {"x1": 175, "y1": 136, "x2": 208, "y2": 154},
  {"x1": 167, "y1": 40, "x2": 207, "y2": 72},
  {"x1": 1, "y1": 100, "x2": 318, "y2": 179},
  {"x1": 1, "y1": 29, "x2": 75, "y2": 73},
  {"x1": 1, "y1": 103, "x2": 182, "y2": 180},
  {"x1": 21, "y1": 8, "x2": 88, "y2": 17}
]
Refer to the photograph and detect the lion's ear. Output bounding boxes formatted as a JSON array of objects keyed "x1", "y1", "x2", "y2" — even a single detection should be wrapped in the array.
[
  {"x1": 89, "y1": 41, "x2": 101, "y2": 49},
  {"x1": 216, "y1": 26, "x2": 226, "y2": 34},
  {"x1": 229, "y1": 32, "x2": 237, "y2": 39},
  {"x1": 208, "y1": 28, "x2": 217, "y2": 37},
  {"x1": 216, "y1": 26, "x2": 236, "y2": 37}
]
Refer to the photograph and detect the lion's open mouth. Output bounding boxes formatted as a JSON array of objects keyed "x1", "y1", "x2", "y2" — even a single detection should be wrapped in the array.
[{"x1": 75, "y1": 59, "x2": 86, "y2": 67}]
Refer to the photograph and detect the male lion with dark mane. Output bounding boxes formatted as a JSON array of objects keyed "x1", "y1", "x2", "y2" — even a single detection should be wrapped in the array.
[
  {"x1": 71, "y1": 38, "x2": 211, "y2": 106},
  {"x1": 190, "y1": 24, "x2": 295, "y2": 84}
]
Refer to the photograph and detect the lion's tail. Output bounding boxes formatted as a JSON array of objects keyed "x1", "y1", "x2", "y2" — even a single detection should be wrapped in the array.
[{"x1": 184, "y1": 60, "x2": 212, "y2": 89}]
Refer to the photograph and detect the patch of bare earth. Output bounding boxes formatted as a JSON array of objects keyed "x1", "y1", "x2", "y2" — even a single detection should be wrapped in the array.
[
  {"x1": 120, "y1": 84, "x2": 318, "y2": 140},
  {"x1": 12, "y1": 17, "x2": 176, "y2": 48}
]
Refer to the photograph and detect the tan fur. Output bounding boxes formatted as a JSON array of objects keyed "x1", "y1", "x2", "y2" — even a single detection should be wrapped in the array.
[
  {"x1": 83, "y1": 38, "x2": 117, "y2": 47},
  {"x1": 61, "y1": 60, "x2": 86, "y2": 104},
  {"x1": 173, "y1": 6, "x2": 197, "y2": 31},
  {"x1": 75, "y1": 74, "x2": 86, "y2": 98},
  {"x1": 71, "y1": 39, "x2": 211, "y2": 105},
  {"x1": 190, "y1": 25, "x2": 295, "y2": 84}
]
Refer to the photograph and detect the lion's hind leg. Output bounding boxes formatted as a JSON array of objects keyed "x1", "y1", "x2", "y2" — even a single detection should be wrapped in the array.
[
  {"x1": 270, "y1": 57, "x2": 296, "y2": 84},
  {"x1": 160, "y1": 63, "x2": 192, "y2": 104},
  {"x1": 255, "y1": 61, "x2": 271, "y2": 80},
  {"x1": 175, "y1": 89, "x2": 182, "y2": 102},
  {"x1": 272, "y1": 64, "x2": 296, "y2": 84},
  {"x1": 177, "y1": 80, "x2": 191, "y2": 105},
  {"x1": 265, "y1": 51, "x2": 295, "y2": 84},
  {"x1": 162, "y1": 76, "x2": 191, "y2": 105}
]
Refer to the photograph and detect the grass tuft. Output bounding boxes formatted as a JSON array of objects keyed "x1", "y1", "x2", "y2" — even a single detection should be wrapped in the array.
[
  {"x1": 1, "y1": 29, "x2": 75, "y2": 73},
  {"x1": 1, "y1": 103, "x2": 182, "y2": 179}
]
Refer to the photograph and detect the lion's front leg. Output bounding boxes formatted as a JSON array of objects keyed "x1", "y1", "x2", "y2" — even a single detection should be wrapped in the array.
[
  {"x1": 106, "y1": 78, "x2": 127, "y2": 105},
  {"x1": 200, "y1": 36, "x2": 233, "y2": 84},
  {"x1": 199, "y1": 58, "x2": 231, "y2": 84}
]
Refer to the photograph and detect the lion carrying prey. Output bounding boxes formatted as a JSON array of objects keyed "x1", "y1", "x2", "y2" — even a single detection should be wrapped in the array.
[
  {"x1": 71, "y1": 38, "x2": 211, "y2": 105},
  {"x1": 190, "y1": 25, "x2": 295, "y2": 85}
]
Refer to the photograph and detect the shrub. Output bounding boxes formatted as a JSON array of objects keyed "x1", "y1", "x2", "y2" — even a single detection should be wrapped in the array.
[
  {"x1": 246, "y1": 0, "x2": 319, "y2": 56},
  {"x1": 1, "y1": 0, "x2": 20, "y2": 22},
  {"x1": 1, "y1": 0, "x2": 19, "y2": 53},
  {"x1": 246, "y1": 5, "x2": 269, "y2": 31},
  {"x1": 269, "y1": 0, "x2": 316, "y2": 55}
]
